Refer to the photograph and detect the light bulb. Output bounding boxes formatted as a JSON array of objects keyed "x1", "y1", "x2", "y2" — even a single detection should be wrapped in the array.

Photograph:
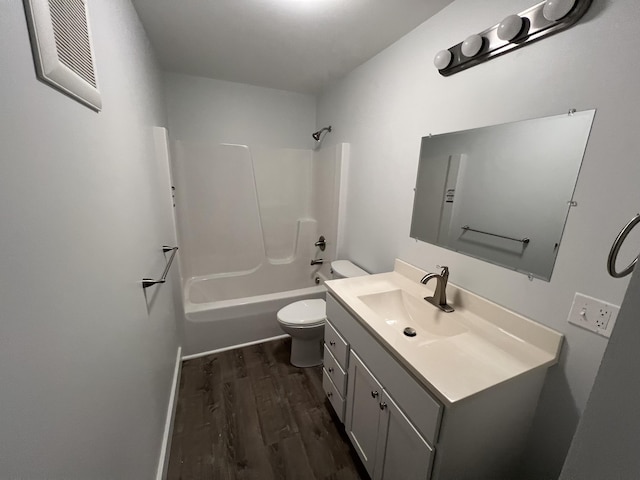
[
  {"x1": 434, "y1": 50, "x2": 453, "y2": 70},
  {"x1": 497, "y1": 14, "x2": 524, "y2": 41},
  {"x1": 461, "y1": 34, "x2": 483, "y2": 57},
  {"x1": 543, "y1": 0, "x2": 577, "y2": 21}
]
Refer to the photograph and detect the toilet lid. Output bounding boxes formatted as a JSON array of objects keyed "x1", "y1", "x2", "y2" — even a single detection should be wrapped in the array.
[
  {"x1": 277, "y1": 299, "x2": 326, "y2": 326},
  {"x1": 331, "y1": 260, "x2": 368, "y2": 278}
]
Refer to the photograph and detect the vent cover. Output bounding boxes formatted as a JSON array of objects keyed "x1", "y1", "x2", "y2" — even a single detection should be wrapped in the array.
[{"x1": 24, "y1": 0, "x2": 101, "y2": 111}]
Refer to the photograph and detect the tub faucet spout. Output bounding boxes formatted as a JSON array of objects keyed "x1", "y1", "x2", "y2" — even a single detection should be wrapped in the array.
[
  {"x1": 420, "y1": 266, "x2": 454, "y2": 313},
  {"x1": 310, "y1": 258, "x2": 323, "y2": 266}
]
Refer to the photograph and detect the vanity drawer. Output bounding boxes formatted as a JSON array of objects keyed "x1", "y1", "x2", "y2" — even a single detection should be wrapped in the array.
[
  {"x1": 323, "y1": 368, "x2": 345, "y2": 422},
  {"x1": 323, "y1": 345, "x2": 347, "y2": 395},
  {"x1": 324, "y1": 320, "x2": 349, "y2": 369}
]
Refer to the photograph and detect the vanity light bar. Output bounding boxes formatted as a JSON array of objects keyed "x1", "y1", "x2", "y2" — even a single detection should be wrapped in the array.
[{"x1": 434, "y1": 0, "x2": 592, "y2": 76}]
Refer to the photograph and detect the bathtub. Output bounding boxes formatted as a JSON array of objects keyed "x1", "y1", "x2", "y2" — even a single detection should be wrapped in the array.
[
  {"x1": 171, "y1": 139, "x2": 347, "y2": 357},
  {"x1": 182, "y1": 265, "x2": 328, "y2": 357}
]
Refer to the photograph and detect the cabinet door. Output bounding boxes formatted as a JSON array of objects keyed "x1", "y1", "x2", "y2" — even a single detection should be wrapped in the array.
[
  {"x1": 346, "y1": 351, "x2": 384, "y2": 477},
  {"x1": 374, "y1": 391, "x2": 434, "y2": 480}
]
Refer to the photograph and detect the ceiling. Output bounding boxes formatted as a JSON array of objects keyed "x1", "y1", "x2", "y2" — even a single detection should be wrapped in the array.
[{"x1": 132, "y1": 0, "x2": 454, "y2": 94}]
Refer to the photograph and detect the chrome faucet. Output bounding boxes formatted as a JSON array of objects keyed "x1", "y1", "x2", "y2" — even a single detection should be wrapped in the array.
[
  {"x1": 310, "y1": 258, "x2": 323, "y2": 266},
  {"x1": 420, "y1": 266, "x2": 454, "y2": 313}
]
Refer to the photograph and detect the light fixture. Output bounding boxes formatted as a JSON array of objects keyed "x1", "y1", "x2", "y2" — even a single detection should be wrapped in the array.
[
  {"x1": 434, "y1": 0, "x2": 592, "y2": 76},
  {"x1": 543, "y1": 0, "x2": 577, "y2": 21},
  {"x1": 461, "y1": 34, "x2": 483, "y2": 57},
  {"x1": 497, "y1": 14, "x2": 524, "y2": 41},
  {"x1": 433, "y1": 50, "x2": 453, "y2": 70}
]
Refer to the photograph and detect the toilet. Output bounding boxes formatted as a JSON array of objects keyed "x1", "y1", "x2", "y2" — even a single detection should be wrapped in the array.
[{"x1": 277, "y1": 260, "x2": 368, "y2": 367}]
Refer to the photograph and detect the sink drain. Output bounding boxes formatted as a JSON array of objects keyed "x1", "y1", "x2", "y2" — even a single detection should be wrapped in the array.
[{"x1": 403, "y1": 327, "x2": 417, "y2": 337}]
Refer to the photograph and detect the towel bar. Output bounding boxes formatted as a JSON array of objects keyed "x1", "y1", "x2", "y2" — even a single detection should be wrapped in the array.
[
  {"x1": 142, "y1": 246, "x2": 178, "y2": 288},
  {"x1": 607, "y1": 214, "x2": 640, "y2": 278},
  {"x1": 461, "y1": 225, "x2": 530, "y2": 244}
]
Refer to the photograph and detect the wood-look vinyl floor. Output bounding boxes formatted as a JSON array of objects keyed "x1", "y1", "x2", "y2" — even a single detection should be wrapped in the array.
[{"x1": 167, "y1": 338, "x2": 367, "y2": 480}]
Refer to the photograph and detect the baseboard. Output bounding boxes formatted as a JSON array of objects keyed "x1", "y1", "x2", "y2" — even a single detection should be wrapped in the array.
[
  {"x1": 155, "y1": 345, "x2": 183, "y2": 480},
  {"x1": 181, "y1": 334, "x2": 290, "y2": 361}
]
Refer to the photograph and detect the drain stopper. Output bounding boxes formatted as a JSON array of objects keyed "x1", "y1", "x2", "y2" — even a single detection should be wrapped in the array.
[{"x1": 403, "y1": 327, "x2": 417, "y2": 337}]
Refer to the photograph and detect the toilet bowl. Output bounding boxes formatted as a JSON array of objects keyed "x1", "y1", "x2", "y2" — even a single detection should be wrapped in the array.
[
  {"x1": 277, "y1": 260, "x2": 368, "y2": 367},
  {"x1": 277, "y1": 299, "x2": 326, "y2": 367}
]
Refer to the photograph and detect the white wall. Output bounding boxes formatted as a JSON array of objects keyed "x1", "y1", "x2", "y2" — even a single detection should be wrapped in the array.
[
  {"x1": 316, "y1": 1, "x2": 640, "y2": 477},
  {"x1": 0, "y1": 1, "x2": 181, "y2": 479},
  {"x1": 164, "y1": 72, "x2": 317, "y2": 148},
  {"x1": 560, "y1": 265, "x2": 640, "y2": 479}
]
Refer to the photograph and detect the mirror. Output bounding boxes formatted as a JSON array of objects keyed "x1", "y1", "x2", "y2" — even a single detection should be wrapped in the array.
[{"x1": 410, "y1": 110, "x2": 595, "y2": 281}]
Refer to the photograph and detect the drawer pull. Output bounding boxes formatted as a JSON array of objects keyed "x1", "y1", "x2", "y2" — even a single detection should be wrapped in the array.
[
  {"x1": 327, "y1": 391, "x2": 333, "y2": 398},
  {"x1": 379, "y1": 402, "x2": 387, "y2": 410},
  {"x1": 328, "y1": 367, "x2": 334, "y2": 373},
  {"x1": 371, "y1": 390, "x2": 379, "y2": 398},
  {"x1": 329, "y1": 340, "x2": 336, "y2": 346}
]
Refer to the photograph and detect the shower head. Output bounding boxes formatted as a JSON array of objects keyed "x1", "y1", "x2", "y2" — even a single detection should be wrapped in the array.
[{"x1": 312, "y1": 126, "x2": 332, "y2": 141}]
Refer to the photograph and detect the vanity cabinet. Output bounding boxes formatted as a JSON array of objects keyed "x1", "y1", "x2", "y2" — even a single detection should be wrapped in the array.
[
  {"x1": 344, "y1": 350, "x2": 384, "y2": 475},
  {"x1": 346, "y1": 351, "x2": 433, "y2": 480},
  {"x1": 324, "y1": 292, "x2": 550, "y2": 480},
  {"x1": 322, "y1": 321, "x2": 349, "y2": 422}
]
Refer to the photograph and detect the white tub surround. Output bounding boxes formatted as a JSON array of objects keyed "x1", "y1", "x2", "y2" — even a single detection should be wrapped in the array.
[
  {"x1": 184, "y1": 218, "x2": 320, "y2": 306},
  {"x1": 323, "y1": 259, "x2": 563, "y2": 479},
  {"x1": 171, "y1": 136, "x2": 350, "y2": 355}
]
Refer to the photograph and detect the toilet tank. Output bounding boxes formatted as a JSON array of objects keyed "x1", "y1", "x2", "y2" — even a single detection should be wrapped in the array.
[{"x1": 331, "y1": 260, "x2": 368, "y2": 279}]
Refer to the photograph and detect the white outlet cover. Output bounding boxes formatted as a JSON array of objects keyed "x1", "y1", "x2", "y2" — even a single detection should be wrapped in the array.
[{"x1": 568, "y1": 292, "x2": 620, "y2": 338}]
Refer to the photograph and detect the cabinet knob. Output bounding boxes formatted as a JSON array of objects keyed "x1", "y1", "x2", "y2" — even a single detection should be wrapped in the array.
[
  {"x1": 379, "y1": 402, "x2": 387, "y2": 410},
  {"x1": 329, "y1": 340, "x2": 336, "y2": 346},
  {"x1": 371, "y1": 390, "x2": 379, "y2": 398},
  {"x1": 327, "y1": 391, "x2": 333, "y2": 398},
  {"x1": 328, "y1": 367, "x2": 334, "y2": 373}
]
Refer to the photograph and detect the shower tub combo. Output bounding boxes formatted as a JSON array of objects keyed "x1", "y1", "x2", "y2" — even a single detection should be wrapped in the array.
[
  {"x1": 182, "y1": 220, "x2": 328, "y2": 356},
  {"x1": 184, "y1": 273, "x2": 326, "y2": 357},
  {"x1": 172, "y1": 139, "x2": 346, "y2": 356}
]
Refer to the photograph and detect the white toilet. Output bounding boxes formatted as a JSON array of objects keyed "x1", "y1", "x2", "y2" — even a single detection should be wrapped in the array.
[{"x1": 277, "y1": 260, "x2": 368, "y2": 367}]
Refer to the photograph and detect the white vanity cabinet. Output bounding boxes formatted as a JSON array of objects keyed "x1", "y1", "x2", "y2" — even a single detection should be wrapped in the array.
[
  {"x1": 322, "y1": 320, "x2": 349, "y2": 422},
  {"x1": 324, "y1": 291, "x2": 553, "y2": 480},
  {"x1": 346, "y1": 351, "x2": 434, "y2": 480},
  {"x1": 344, "y1": 350, "x2": 384, "y2": 475}
]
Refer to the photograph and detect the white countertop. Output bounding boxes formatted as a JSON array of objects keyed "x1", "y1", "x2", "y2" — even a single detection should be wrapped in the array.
[{"x1": 325, "y1": 259, "x2": 564, "y2": 404}]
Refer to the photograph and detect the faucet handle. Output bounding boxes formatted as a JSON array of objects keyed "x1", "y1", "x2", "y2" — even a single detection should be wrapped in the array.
[{"x1": 436, "y1": 265, "x2": 450, "y2": 278}]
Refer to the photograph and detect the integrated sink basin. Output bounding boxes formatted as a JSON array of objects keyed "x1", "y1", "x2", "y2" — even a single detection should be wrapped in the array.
[
  {"x1": 358, "y1": 289, "x2": 467, "y2": 341},
  {"x1": 325, "y1": 259, "x2": 564, "y2": 404}
]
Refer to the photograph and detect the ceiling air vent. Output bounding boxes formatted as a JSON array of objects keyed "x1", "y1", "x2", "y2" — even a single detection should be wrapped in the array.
[{"x1": 23, "y1": 0, "x2": 101, "y2": 111}]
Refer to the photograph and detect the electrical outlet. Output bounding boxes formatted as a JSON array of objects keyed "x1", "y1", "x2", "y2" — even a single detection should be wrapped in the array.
[
  {"x1": 568, "y1": 293, "x2": 620, "y2": 338},
  {"x1": 595, "y1": 305, "x2": 611, "y2": 330}
]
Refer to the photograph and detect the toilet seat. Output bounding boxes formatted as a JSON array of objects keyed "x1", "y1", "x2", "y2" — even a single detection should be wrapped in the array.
[{"x1": 277, "y1": 299, "x2": 326, "y2": 327}]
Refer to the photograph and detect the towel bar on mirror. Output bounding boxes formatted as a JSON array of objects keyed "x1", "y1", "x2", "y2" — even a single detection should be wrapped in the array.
[
  {"x1": 142, "y1": 246, "x2": 178, "y2": 288},
  {"x1": 461, "y1": 225, "x2": 530, "y2": 244},
  {"x1": 607, "y1": 214, "x2": 640, "y2": 278}
]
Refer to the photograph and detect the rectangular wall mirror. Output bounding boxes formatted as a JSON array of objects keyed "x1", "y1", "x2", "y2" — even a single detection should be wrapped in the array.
[{"x1": 410, "y1": 109, "x2": 596, "y2": 281}]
